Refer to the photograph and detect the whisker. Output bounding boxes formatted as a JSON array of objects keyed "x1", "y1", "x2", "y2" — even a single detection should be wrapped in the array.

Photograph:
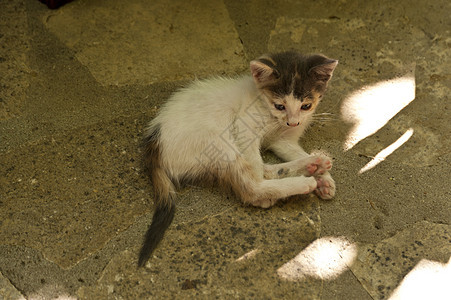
[
  {"x1": 310, "y1": 120, "x2": 337, "y2": 124},
  {"x1": 314, "y1": 112, "x2": 334, "y2": 116},
  {"x1": 311, "y1": 112, "x2": 338, "y2": 122},
  {"x1": 311, "y1": 115, "x2": 337, "y2": 118},
  {"x1": 312, "y1": 113, "x2": 336, "y2": 117},
  {"x1": 310, "y1": 112, "x2": 339, "y2": 124},
  {"x1": 311, "y1": 116, "x2": 338, "y2": 120}
]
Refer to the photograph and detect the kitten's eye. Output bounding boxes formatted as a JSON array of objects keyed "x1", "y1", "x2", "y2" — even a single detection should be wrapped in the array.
[
  {"x1": 301, "y1": 103, "x2": 312, "y2": 110},
  {"x1": 274, "y1": 104, "x2": 285, "y2": 111}
]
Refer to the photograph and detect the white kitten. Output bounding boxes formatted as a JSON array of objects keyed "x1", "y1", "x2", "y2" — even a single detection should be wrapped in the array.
[{"x1": 138, "y1": 51, "x2": 338, "y2": 266}]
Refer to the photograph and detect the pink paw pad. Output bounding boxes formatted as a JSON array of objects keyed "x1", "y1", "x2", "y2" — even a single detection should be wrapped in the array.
[
  {"x1": 308, "y1": 158, "x2": 326, "y2": 175},
  {"x1": 316, "y1": 177, "x2": 330, "y2": 195},
  {"x1": 324, "y1": 160, "x2": 332, "y2": 170},
  {"x1": 307, "y1": 163, "x2": 318, "y2": 175}
]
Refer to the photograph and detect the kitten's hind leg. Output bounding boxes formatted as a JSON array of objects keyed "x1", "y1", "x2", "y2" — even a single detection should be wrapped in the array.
[
  {"x1": 315, "y1": 172, "x2": 335, "y2": 200},
  {"x1": 251, "y1": 177, "x2": 318, "y2": 208},
  {"x1": 227, "y1": 157, "x2": 317, "y2": 208}
]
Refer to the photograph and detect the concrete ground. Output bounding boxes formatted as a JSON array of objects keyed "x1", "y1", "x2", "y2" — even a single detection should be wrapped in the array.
[{"x1": 1, "y1": 0, "x2": 450, "y2": 299}]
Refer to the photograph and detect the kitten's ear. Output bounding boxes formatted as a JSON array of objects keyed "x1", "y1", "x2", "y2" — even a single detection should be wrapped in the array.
[
  {"x1": 250, "y1": 60, "x2": 278, "y2": 87},
  {"x1": 308, "y1": 59, "x2": 338, "y2": 83}
]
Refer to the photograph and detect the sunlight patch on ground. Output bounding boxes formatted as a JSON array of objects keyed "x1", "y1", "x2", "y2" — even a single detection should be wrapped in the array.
[
  {"x1": 359, "y1": 128, "x2": 414, "y2": 174},
  {"x1": 277, "y1": 237, "x2": 357, "y2": 281},
  {"x1": 341, "y1": 75, "x2": 416, "y2": 151},
  {"x1": 389, "y1": 257, "x2": 451, "y2": 300},
  {"x1": 235, "y1": 249, "x2": 260, "y2": 262},
  {"x1": 28, "y1": 284, "x2": 77, "y2": 300}
]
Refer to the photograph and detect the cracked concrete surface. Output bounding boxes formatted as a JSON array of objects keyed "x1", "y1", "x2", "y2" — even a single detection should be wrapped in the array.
[{"x1": 1, "y1": 0, "x2": 450, "y2": 299}]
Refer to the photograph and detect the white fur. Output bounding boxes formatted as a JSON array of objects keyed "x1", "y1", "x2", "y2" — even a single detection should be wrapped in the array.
[{"x1": 146, "y1": 75, "x2": 335, "y2": 207}]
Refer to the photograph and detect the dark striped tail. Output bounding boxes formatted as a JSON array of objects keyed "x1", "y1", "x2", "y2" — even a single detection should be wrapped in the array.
[
  {"x1": 138, "y1": 123, "x2": 176, "y2": 267},
  {"x1": 138, "y1": 198, "x2": 175, "y2": 267}
]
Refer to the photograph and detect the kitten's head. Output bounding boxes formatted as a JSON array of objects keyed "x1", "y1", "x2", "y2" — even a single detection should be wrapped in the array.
[{"x1": 250, "y1": 51, "x2": 337, "y2": 128}]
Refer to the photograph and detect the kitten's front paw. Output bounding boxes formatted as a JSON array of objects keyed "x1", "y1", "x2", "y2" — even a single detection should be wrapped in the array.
[
  {"x1": 301, "y1": 176, "x2": 318, "y2": 194},
  {"x1": 315, "y1": 172, "x2": 335, "y2": 200},
  {"x1": 305, "y1": 152, "x2": 332, "y2": 176}
]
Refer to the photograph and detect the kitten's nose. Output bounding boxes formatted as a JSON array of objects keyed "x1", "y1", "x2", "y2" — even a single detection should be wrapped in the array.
[{"x1": 287, "y1": 122, "x2": 300, "y2": 127}]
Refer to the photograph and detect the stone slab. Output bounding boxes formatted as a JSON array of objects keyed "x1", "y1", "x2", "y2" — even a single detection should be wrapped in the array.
[
  {"x1": 77, "y1": 197, "x2": 323, "y2": 299},
  {"x1": 0, "y1": 271, "x2": 25, "y2": 300},
  {"x1": 351, "y1": 221, "x2": 451, "y2": 299},
  {"x1": 0, "y1": 0, "x2": 31, "y2": 121},
  {"x1": 1, "y1": 116, "x2": 150, "y2": 269},
  {"x1": 43, "y1": 0, "x2": 247, "y2": 86}
]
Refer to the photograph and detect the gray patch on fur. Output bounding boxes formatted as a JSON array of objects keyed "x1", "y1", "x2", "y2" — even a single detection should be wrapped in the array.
[{"x1": 257, "y1": 51, "x2": 337, "y2": 100}]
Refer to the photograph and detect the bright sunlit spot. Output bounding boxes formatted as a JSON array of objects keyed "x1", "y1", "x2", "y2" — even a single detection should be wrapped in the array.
[
  {"x1": 277, "y1": 237, "x2": 357, "y2": 281},
  {"x1": 359, "y1": 128, "x2": 414, "y2": 174},
  {"x1": 389, "y1": 257, "x2": 451, "y2": 300},
  {"x1": 341, "y1": 75, "x2": 416, "y2": 151},
  {"x1": 235, "y1": 249, "x2": 260, "y2": 262},
  {"x1": 28, "y1": 284, "x2": 77, "y2": 300}
]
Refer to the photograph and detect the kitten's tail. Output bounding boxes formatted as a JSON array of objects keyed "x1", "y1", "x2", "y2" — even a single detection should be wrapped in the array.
[{"x1": 138, "y1": 124, "x2": 176, "y2": 267}]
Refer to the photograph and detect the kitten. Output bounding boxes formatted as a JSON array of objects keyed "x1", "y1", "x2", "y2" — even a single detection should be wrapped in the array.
[{"x1": 138, "y1": 51, "x2": 338, "y2": 267}]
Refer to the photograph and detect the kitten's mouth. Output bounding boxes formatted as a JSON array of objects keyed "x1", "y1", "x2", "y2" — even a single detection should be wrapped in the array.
[{"x1": 287, "y1": 122, "x2": 300, "y2": 127}]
